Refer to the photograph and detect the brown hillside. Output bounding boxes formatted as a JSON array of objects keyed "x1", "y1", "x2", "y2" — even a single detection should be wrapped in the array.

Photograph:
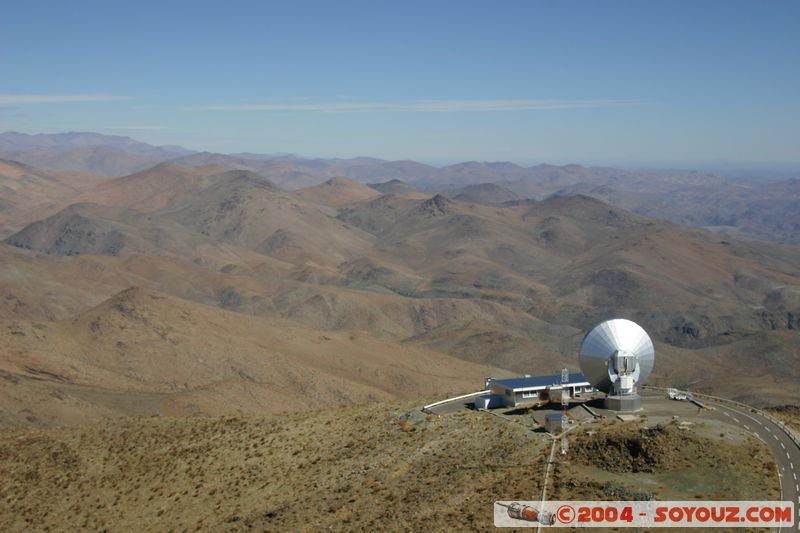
[
  {"x1": 339, "y1": 194, "x2": 800, "y2": 342},
  {"x1": 165, "y1": 170, "x2": 375, "y2": 265},
  {"x1": 3, "y1": 202, "x2": 278, "y2": 270},
  {"x1": 0, "y1": 159, "x2": 79, "y2": 235},
  {"x1": 1, "y1": 161, "x2": 799, "y2": 409},
  {"x1": 75, "y1": 162, "x2": 227, "y2": 211},
  {"x1": 0, "y1": 401, "x2": 778, "y2": 532},
  {"x1": 0, "y1": 287, "x2": 501, "y2": 428},
  {"x1": 295, "y1": 176, "x2": 381, "y2": 206}
]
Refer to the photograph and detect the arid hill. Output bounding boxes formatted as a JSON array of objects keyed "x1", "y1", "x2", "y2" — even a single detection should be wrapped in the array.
[
  {"x1": 2, "y1": 202, "x2": 274, "y2": 269},
  {"x1": 5, "y1": 169, "x2": 376, "y2": 266},
  {"x1": 1, "y1": 158, "x2": 799, "y2": 418},
  {"x1": 0, "y1": 159, "x2": 71, "y2": 216},
  {"x1": 295, "y1": 176, "x2": 381, "y2": 207},
  {"x1": 0, "y1": 158, "x2": 114, "y2": 238},
  {"x1": 437, "y1": 182, "x2": 522, "y2": 205},
  {"x1": 170, "y1": 152, "x2": 325, "y2": 189},
  {"x1": 339, "y1": 193, "x2": 800, "y2": 339},
  {"x1": 0, "y1": 401, "x2": 778, "y2": 531},
  {"x1": 0, "y1": 287, "x2": 500, "y2": 428},
  {"x1": 367, "y1": 178, "x2": 429, "y2": 199},
  {"x1": 550, "y1": 178, "x2": 800, "y2": 243},
  {"x1": 74, "y1": 162, "x2": 227, "y2": 211},
  {"x1": 163, "y1": 170, "x2": 376, "y2": 265},
  {"x1": 3, "y1": 131, "x2": 798, "y2": 243}
]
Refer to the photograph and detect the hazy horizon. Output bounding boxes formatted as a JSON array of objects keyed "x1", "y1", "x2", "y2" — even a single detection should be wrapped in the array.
[
  {"x1": 2, "y1": 1, "x2": 798, "y2": 165},
  {"x1": 3, "y1": 129, "x2": 800, "y2": 180}
]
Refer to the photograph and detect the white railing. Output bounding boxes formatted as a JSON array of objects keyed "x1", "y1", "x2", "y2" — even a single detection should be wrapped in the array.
[
  {"x1": 643, "y1": 385, "x2": 800, "y2": 451},
  {"x1": 422, "y1": 390, "x2": 490, "y2": 413}
]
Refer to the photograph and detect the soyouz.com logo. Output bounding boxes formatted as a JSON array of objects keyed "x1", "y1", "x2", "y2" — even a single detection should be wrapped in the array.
[{"x1": 493, "y1": 501, "x2": 794, "y2": 528}]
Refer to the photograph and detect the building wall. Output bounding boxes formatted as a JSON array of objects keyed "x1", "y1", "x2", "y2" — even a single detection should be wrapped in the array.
[
  {"x1": 490, "y1": 384, "x2": 593, "y2": 407},
  {"x1": 491, "y1": 388, "x2": 547, "y2": 407},
  {"x1": 513, "y1": 390, "x2": 546, "y2": 407}
]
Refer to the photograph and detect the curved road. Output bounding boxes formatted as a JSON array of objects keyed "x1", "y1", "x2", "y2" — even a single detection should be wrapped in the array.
[
  {"x1": 425, "y1": 391, "x2": 800, "y2": 530},
  {"x1": 702, "y1": 400, "x2": 800, "y2": 531}
]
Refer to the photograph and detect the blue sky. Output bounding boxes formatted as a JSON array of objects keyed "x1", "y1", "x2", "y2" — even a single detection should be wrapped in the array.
[{"x1": 1, "y1": 0, "x2": 798, "y2": 165}]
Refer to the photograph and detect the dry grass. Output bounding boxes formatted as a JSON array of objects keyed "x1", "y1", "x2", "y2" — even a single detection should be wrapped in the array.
[
  {"x1": 0, "y1": 287, "x2": 499, "y2": 429},
  {"x1": 0, "y1": 401, "x2": 549, "y2": 532},
  {"x1": 768, "y1": 405, "x2": 800, "y2": 433},
  {"x1": 0, "y1": 401, "x2": 782, "y2": 532},
  {"x1": 551, "y1": 420, "x2": 780, "y2": 502}
]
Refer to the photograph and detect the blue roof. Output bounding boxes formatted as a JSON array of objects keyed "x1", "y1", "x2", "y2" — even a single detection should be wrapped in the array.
[{"x1": 492, "y1": 372, "x2": 588, "y2": 390}]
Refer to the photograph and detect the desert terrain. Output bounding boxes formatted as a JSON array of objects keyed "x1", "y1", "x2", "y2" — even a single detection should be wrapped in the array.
[
  {"x1": 0, "y1": 132, "x2": 797, "y2": 532},
  {"x1": 0, "y1": 399, "x2": 779, "y2": 532},
  {"x1": 0, "y1": 135, "x2": 798, "y2": 427},
  {"x1": 4, "y1": 1, "x2": 798, "y2": 530}
]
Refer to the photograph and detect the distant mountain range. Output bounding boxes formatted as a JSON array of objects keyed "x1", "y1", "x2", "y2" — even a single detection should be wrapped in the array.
[
  {"x1": 1, "y1": 131, "x2": 798, "y2": 244},
  {"x1": 0, "y1": 151, "x2": 798, "y2": 426},
  {"x1": 0, "y1": 131, "x2": 190, "y2": 154},
  {"x1": 0, "y1": 131, "x2": 192, "y2": 176}
]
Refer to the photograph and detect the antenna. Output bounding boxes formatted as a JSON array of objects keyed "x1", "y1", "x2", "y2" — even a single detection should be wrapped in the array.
[
  {"x1": 560, "y1": 367, "x2": 569, "y2": 455},
  {"x1": 561, "y1": 370, "x2": 570, "y2": 408},
  {"x1": 578, "y1": 319, "x2": 655, "y2": 411}
]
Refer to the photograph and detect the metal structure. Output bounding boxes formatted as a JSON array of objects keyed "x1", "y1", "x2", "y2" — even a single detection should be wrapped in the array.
[
  {"x1": 578, "y1": 318, "x2": 654, "y2": 411},
  {"x1": 560, "y1": 368, "x2": 570, "y2": 407},
  {"x1": 559, "y1": 368, "x2": 569, "y2": 454}
]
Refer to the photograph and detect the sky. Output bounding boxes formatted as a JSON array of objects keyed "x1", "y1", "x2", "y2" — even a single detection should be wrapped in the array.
[{"x1": 1, "y1": 0, "x2": 799, "y2": 166}]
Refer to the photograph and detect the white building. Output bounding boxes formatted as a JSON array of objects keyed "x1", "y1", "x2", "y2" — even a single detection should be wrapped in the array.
[{"x1": 475, "y1": 372, "x2": 593, "y2": 409}]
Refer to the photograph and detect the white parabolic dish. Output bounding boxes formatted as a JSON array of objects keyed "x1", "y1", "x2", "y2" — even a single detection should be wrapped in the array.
[{"x1": 578, "y1": 318, "x2": 655, "y2": 394}]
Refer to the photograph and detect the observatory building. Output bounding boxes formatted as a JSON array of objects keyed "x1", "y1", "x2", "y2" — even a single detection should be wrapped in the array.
[
  {"x1": 476, "y1": 373, "x2": 593, "y2": 409},
  {"x1": 579, "y1": 318, "x2": 655, "y2": 411},
  {"x1": 472, "y1": 319, "x2": 654, "y2": 412}
]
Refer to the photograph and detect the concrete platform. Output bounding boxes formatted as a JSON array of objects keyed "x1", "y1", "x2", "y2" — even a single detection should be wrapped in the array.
[{"x1": 605, "y1": 394, "x2": 641, "y2": 411}]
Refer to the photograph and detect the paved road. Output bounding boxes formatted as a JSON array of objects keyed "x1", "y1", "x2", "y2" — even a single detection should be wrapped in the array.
[
  {"x1": 704, "y1": 400, "x2": 800, "y2": 531},
  {"x1": 425, "y1": 391, "x2": 800, "y2": 530}
]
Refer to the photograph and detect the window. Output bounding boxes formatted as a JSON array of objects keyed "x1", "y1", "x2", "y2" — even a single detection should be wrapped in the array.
[{"x1": 521, "y1": 391, "x2": 537, "y2": 399}]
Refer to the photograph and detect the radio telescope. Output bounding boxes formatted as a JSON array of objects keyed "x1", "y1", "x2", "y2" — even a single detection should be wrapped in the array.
[{"x1": 579, "y1": 319, "x2": 654, "y2": 411}]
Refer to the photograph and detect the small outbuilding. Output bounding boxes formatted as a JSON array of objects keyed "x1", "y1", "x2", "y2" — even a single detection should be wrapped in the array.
[{"x1": 545, "y1": 413, "x2": 568, "y2": 434}]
